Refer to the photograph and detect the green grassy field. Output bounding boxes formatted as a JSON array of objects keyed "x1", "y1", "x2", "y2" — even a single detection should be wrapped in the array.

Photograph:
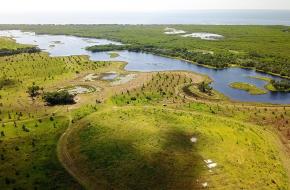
[
  {"x1": 229, "y1": 82, "x2": 267, "y2": 95},
  {"x1": 0, "y1": 116, "x2": 82, "y2": 189},
  {"x1": 67, "y1": 107, "x2": 288, "y2": 189}
]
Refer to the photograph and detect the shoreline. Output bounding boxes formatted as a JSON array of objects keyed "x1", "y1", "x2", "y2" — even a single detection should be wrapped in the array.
[{"x1": 4, "y1": 28, "x2": 289, "y2": 80}]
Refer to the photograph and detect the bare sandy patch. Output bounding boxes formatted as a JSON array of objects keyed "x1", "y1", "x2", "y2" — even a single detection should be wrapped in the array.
[
  {"x1": 82, "y1": 74, "x2": 99, "y2": 82},
  {"x1": 164, "y1": 27, "x2": 186, "y2": 35},
  {"x1": 190, "y1": 137, "x2": 197, "y2": 143},
  {"x1": 101, "y1": 72, "x2": 118, "y2": 80},
  {"x1": 111, "y1": 74, "x2": 137, "y2": 86},
  {"x1": 59, "y1": 85, "x2": 98, "y2": 95},
  {"x1": 204, "y1": 159, "x2": 218, "y2": 169},
  {"x1": 182, "y1": 33, "x2": 223, "y2": 40}
]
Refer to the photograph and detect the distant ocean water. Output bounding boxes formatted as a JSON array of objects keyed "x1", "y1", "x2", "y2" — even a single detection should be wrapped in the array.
[{"x1": 0, "y1": 10, "x2": 290, "y2": 25}]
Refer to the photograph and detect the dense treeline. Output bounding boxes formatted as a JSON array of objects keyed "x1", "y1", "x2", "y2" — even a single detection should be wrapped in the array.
[
  {"x1": 270, "y1": 80, "x2": 290, "y2": 92},
  {"x1": 0, "y1": 47, "x2": 40, "y2": 56},
  {"x1": 87, "y1": 43, "x2": 290, "y2": 76},
  {"x1": 240, "y1": 52, "x2": 290, "y2": 77}
]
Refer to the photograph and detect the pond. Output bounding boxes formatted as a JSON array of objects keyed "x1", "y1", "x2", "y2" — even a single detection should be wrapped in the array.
[{"x1": 1, "y1": 30, "x2": 289, "y2": 104}]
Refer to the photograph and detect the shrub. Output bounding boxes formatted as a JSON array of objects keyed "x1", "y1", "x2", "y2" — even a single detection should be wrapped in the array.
[
  {"x1": 43, "y1": 91, "x2": 75, "y2": 105},
  {"x1": 198, "y1": 82, "x2": 213, "y2": 94},
  {"x1": 27, "y1": 85, "x2": 41, "y2": 99}
]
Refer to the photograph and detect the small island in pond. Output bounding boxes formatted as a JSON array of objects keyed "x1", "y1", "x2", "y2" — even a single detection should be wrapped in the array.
[{"x1": 230, "y1": 82, "x2": 267, "y2": 95}]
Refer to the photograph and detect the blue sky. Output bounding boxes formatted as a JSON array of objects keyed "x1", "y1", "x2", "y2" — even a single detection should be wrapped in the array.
[{"x1": 1, "y1": 0, "x2": 290, "y2": 13}]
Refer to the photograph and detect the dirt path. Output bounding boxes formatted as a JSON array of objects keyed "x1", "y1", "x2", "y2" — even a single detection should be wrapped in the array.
[{"x1": 57, "y1": 113, "x2": 96, "y2": 189}]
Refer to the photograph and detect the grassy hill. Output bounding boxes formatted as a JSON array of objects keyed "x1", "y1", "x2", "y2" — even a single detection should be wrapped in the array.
[{"x1": 66, "y1": 106, "x2": 288, "y2": 189}]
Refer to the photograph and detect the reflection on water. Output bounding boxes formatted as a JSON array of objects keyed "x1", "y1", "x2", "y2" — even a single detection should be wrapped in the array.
[{"x1": 0, "y1": 30, "x2": 289, "y2": 104}]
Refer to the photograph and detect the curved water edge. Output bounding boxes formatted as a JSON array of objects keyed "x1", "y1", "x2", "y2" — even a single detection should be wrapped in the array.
[{"x1": 1, "y1": 30, "x2": 290, "y2": 104}]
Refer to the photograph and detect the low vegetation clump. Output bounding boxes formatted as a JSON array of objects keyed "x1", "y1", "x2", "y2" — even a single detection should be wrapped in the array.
[
  {"x1": 43, "y1": 91, "x2": 75, "y2": 105},
  {"x1": 197, "y1": 81, "x2": 213, "y2": 94},
  {"x1": 0, "y1": 77, "x2": 16, "y2": 89},
  {"x1": 108, "y1": 52, "x2": 120, "y2": 58},
  {"x1": 27, "y1": 85, "x2": 42, "y2": 99},
  {"x1": 230, "y1": 82, "x2": 267, "y2": 95}
]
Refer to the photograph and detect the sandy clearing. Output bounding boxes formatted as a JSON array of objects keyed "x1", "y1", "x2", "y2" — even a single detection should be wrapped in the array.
[
  {"x1": 182, "y1": 33, "x2": 223, "y2": 40},
  {"x1": 164, "y1": 27, "x2": 186, "y2": 35},
  {"x1": 190, "y1": 137, "x2": 197, "y2": 143},
  {"x1": 110, "y1": 74, "x2": 137, "y2": 86},
  {"x1": 59, "y1": 85, "x2": 98, "y2": 95},
  {"x1": 82, "y1": 73, "x2": 99, "y2": 82},
  {"x1": 202, "y1": 182, "x2": 208, "y2": 188}
]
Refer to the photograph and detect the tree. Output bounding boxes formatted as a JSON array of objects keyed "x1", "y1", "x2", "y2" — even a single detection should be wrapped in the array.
[
  {"x1": 27, "y1": 85, "x2": 41, "y2": 99},
  {"x1": 43, "y1": 91, "x2": 75, "y2": 105},
  {"x1": 198, "y1": 82, "x2": 213, "y2": 94},
  {"x1": 22, "y1": 124, "x2": 30, "y2": 132}
]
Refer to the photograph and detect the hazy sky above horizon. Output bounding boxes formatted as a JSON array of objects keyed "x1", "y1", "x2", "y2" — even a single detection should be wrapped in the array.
[{"x1": 1, "y1": 0, "x2": 290, "y2": 13}]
